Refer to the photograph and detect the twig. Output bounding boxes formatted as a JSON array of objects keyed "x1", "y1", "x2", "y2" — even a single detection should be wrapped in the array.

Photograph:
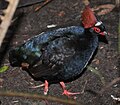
[
  {"x1": 115, "y1": 0, "x2": 120, "y2": 8},
  {"x1": 0, "y1": 0, "x2": 19, "y2": 47},
  {"x1": 99, "y1": 77, "x2": 120, "y2": 94},
  {"x1": 118, "y1": 17, "x2": 120, "y2": 53},
  {"x1": 0, "y1": 90, "x2": 80, "y2": 105},
  {"x1": 81, "y1": 80, "x2": 87, "y2": 94},
  {"x1": 17, "y1": 0, "x2": 44, "y2": 8},
  {"x1": 35, "y1": 0, "x2": 53, "y2": 11},
  {"x1": 111, "y1": 95, "x2": 120, "y2": 101}
]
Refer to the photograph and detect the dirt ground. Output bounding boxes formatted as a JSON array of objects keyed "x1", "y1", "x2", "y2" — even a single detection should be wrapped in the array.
[{"x1": 0, "y1": 0, "x2": 119, "y2": 105}]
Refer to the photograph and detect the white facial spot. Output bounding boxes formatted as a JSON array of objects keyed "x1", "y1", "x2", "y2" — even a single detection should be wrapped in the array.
[{"x1": 95, "y1": 21, "x2": 102, "y2": 26}]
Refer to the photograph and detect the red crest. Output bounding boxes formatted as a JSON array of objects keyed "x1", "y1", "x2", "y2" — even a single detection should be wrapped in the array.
[{"x1": 81, "y1": 6, "x2": 97, "y2": 28}]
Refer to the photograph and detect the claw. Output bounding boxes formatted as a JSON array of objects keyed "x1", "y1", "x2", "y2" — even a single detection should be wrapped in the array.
[
  {"x1": 30, "y1": 84, "x2": 45, "y2": 89},
  {"x1": 62, "y1": 90, "x2": 80, "y2": 97},
  {"x1": 30, "y1": 80, "x2": 49, "y2": 95},
  {"x1": 60, "y1": 82, "x2": 80, "y2": 97}
]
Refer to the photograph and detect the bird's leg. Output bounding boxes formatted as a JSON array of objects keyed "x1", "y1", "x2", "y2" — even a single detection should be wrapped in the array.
[
  {"x1": 60, "y1": 82, "x2": 80, "y2": 97},
  {"x1": 30, "y1": 80, "x2": 49, "y2": 95},
  {"x1": 44, "y1": 80, "x2": 49, "y2": 95}
]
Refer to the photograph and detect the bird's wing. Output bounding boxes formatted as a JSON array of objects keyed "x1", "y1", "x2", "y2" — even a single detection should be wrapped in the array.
[
  {"x1": 17, "y1": 26, "x2": 84, "y2": 67},
  {"x1": 28, "y1": 36, "x2": 77, "y2": 79},
  {"x1": 29, "y1": 26, "x2": 84, "y2": 45},
  {"x1": 61, "y1": 33, "x2": 99, "y2": 80}
]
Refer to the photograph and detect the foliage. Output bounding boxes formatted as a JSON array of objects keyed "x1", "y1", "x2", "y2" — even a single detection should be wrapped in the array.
[{"x1": 0, "y1": 66, "x2": 9, "y2": 73}]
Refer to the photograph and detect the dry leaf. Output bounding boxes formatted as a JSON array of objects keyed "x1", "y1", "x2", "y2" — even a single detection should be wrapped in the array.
[
  {"x1": 95, "y1": 59, "x2": 100, "y2": 65},
  {"x1": 82, "y1": 0, "x2": 90, "y2": 6},
  {"x1": 58, "y1": 11, "x2": 65, "y2": 17},
  {"x1": 92, "y1": 59, "x2": 100, "y2": 64},
  {"x1": 92, "y1": 4, "x2": 115, "y2": 16}
]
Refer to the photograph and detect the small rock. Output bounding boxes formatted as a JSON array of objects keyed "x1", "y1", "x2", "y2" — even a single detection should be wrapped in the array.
[
  {"x1": 113, "y1": 84, "x2": 118, "y2": 87},
  {"x1": 113, "y1": 66, "x2": 117, "y2": 69},
  {"x1": 47, "y1": 24, "x2": 57, "y2": 28},
  {"x1": 100, "y1": 46, "x2": 104, "y2": 49}
]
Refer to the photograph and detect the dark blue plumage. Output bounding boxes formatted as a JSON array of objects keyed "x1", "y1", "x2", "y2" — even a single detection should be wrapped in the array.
[
  {"x1": 9, "y1": 5, "x2": 108, "y2": 96},
  {"x1": 9, "y1": 26, "x2": 99, "y2": 83}
]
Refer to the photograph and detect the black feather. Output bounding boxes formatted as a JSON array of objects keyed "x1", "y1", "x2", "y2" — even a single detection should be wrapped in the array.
[{"x1": 9, "y1": 26, "x2": 105, "y2": 83}]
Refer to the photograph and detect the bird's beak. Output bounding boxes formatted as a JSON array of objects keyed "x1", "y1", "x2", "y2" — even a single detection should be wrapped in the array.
[
  {"x1": 99, "y1": 31, "x2": 108, "y2": 36},
  {"x1": 99, "y1": 31, "x2": 109, "y2": 44}
]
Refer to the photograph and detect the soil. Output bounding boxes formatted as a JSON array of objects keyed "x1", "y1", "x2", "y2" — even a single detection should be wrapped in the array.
[{"x1": 0, "y1": 0, "x2": 119, "y2": 105}]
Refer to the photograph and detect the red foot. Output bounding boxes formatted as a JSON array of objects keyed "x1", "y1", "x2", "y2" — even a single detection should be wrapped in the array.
[
  {"x1": 60, "y1": 82, "x2": 80, "y2": 97},
  {"x1": 62, "y1": 89, "x2": 80, "y2": 97},
  {"x1": 44, "y1": 80, "x2": 49, "y2": 95},
  {"x1": 31, "y1": 80, "x2": 49, "y2": 95}
]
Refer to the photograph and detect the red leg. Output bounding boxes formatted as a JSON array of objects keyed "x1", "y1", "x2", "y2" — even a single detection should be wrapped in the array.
[
  {"x1": 30, "y1": 80, "x2": 49, "y2": 95},
  {"x1": 44, "y1": 80, "x2": 49, "y2": 95},
  {"x1": 60, "y1": 82, "x2": 80, "y2": 97}
]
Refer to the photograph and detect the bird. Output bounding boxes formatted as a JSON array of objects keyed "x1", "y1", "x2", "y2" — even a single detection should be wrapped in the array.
[{"x1": 9, "y1": 5, "x2": 108, "y2": 97}]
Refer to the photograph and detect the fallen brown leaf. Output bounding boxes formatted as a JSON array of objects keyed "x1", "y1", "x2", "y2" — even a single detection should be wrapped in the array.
[
  {"x1": 58, "y1": 11, "x2": 65, "y2": 17},
  {"x1": 95, "y1": 59, "x2": 100, "y2": 65},
  {"x1": 92, "y1": 4, "x2": 115, "y2": 16},
  {"x1": 92, "y1": 59, "x2": 100, "y2": 64},
  {"x1": 82, "y1": 0, "x2": 90, "y2": 6}
]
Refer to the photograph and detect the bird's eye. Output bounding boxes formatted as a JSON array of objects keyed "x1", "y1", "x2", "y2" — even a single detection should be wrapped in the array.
[{"x1": 93, "y1": 27, "x2": 101, "y2": 33}]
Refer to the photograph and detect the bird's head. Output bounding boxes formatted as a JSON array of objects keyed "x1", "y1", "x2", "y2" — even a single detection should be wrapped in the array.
[{"x1": 81, "y1": 5, "x2": 108, "y2": 42}]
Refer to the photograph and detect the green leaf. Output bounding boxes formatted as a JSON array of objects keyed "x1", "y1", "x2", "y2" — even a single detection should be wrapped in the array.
[{"x1": 0, "y1": 66, "x2": 9, "y2": 73}]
